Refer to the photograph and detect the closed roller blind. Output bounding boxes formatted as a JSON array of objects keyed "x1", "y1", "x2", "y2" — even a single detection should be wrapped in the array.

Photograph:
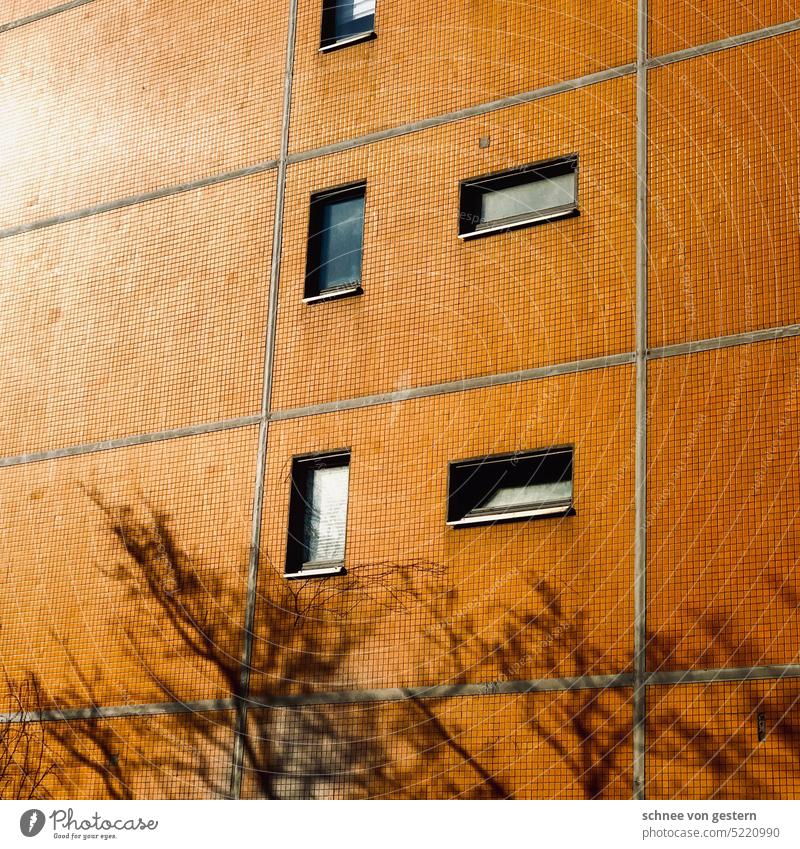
[
  {"x1": 477, "y1": 479, "x2": 572, "y2": 512},
  {"x1": 481, "y1": 171, "x2": 576, "y2": 225},
  {"x1": 303, "y1": 464, "x2": 350, "y2": 564}
]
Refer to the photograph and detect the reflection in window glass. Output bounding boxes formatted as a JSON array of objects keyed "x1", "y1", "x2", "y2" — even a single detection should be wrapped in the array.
[
  {"x1": 317, "y1": 194, "x2": 365, "y2": 292},
  {"x1": 322, "y1": 0, "x2": 376, "y2": 46}
]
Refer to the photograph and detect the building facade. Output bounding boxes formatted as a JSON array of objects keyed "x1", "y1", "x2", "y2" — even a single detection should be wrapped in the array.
[{"x1": 0, "y1": 0, "x2": 798, "y2": 799}]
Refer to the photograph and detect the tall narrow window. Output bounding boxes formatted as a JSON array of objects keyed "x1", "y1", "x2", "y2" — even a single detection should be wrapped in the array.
[
  {"x1": 286, "y1": 452, "x2": 350, "y2": 577},
  {"x1": 304, "y1": 182, "x2": 366, "y2": 303},
  {"x1": 321, "y1": 0, "x2": 376, "y2": 51},
  {"x1": 447, "y1": 447, "x2": 574, "y2": 527},
  {"x1": 458, "y1": 155, "x2": 578, "y2": 239}
]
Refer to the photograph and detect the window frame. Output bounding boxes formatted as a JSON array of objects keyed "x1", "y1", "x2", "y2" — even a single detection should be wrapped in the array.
[
  {"x1": 285, "y1": 450, "x2": 351, "y2": 579},
  {"x1": 458, "y1": 154, "x2": 579, "y2": 240},
  {"x1": 319, "y1": 0, "x2": 377, "y2": 53},
  {"x1": 304, "y1": 181, "x2": 367, "y2": 304},
  {"x1": 446, "y1": 446, "x2": 575, "y2": 528}
]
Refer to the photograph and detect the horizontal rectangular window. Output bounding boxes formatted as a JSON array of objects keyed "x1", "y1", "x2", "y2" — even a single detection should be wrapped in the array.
[
  {"x1": 304, "y1": 182, "x2": 366, "y2": 303},
  {"x1": 320, "y1": 0, "x2": 376, "y2": 51},
  {"x1": 447, "y1": 447, "x2": 574, "y2": 527},
  {"x1": 458, "y1": 155, "x2": 578, "y2": 239},
  {"x1": 285, "y1": 452, "x2": 350, "y2": 578}
]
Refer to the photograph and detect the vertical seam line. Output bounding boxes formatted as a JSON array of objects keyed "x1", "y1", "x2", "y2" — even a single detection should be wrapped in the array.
[
  {"x1": 227, "y1": 0, "x2": 300, "y2": 800},
  {"x1": 633, "y1": 0, "x2": 649, "y2": 802}
]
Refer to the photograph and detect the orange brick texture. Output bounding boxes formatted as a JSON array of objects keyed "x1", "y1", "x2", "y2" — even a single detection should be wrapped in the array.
[
  {"x1": 0, "y1": 0, "x2": 287, "y2": 230},
  {"x1": 242, "y1": 690, "x2": 633, "y2": 799},
  {"x1": 648, "y1": 680, "x2": 800, "y2": 799},
  {"x1": 2, "y1": 0, "x2": 61, "y2": 25},
  {"x1": 253, "y1": 370, "x2": 635, "y2": 696},
  {"x1": 0, "y1": 0, "x2": 797, "y2": 803},
  {"x1": 647, "y1": 340, "x2": 800, "y2": 671},
  {"x1": 289, "y1": 0, "x2": 636, "y2": 152},
  {"x1": 28, "y1": 711, "x2": 235, "y2": 800},
  {"x1": 7, "y1": 690, "x2": 632, "y2": 800},
  {"x1": 274, "y1": 77, "x2": 636, "y2": 410},
  {"x1": 649, "y1": 0, "x2": 800, "y2": 57},
  {"x1": 0, "y1": 427, "x2": 257, "y2": 713},
  {"x1": 649, "y1": 33, "x2": 800, "y2": 347},
  {"x1": 0, "y1": 173, "x2": 274, "y2": 456}
]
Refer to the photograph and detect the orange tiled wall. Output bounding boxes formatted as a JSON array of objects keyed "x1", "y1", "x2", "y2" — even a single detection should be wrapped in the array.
[
  {"x1": 647, "y1": 340, "x2": 800, "y2": 671},
  {"x1": 243, "y1": 689, "x2": 633, "y2": 799},
  {"x1": 1, "y1": 0, "x2": 799, "y2": 804},
  {"x1": 648, "y1": 33, "x2": 800, "y2": 347},
  {"x1": 0, "y1": 0, "x2": 286, "y2": 230},
  {"x1": 34, "y1": 711, "x2": 235, "y2": 799},
  {"x1": 2, "y1": 0, "x2": 62, "y2": 24},
  {"x1": 0, "y1": 426, "x2": 257, "y2": 712},
  {"x1": 253, "y1": 368, "x2": 636, "y2": 696},
  {"x1": 289, "y1": 0, "x2": 636, "y2": 152},
  {"x1": 5, "y1": 688, "x2": 634, "y2": 800},
  {"x1": 648, "y1": 679, "x2": 800, "y2": 799},
  {"x1": 273, "y1": 76, "x2": 636, "y2": 411},
  {"x1": 649, "y1": 0, "x2": 800, "y2": 57},
  {"x1": 0, "y1": 172, "x2": 274, "y2": 456}
]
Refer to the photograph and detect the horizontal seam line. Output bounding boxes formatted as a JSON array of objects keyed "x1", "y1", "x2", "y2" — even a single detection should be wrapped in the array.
[
  {"x1": 0, "y1": 0, "x2": 96, "y2": 34},
  {"x1": 0, "y1": 415, "x2": 260, "y2": 468},
  {"x1": 269, "y1": 353, "x2": 637, "y2": 420},
  {"x1": 3, "y1": 13, "x2": 798, "y2": 236},
  {"x1": 286, "y1": 65, "x2": 636, "y2": 163},
  {"x1": 649, "y1": 324, "x2": 800, "y2": 358},
  {"x1": 0, "y1": 675, "x2": 632, "y2": 722},
  {"x1": 6, "y1": 664, "x2": 800, "y2": 722},
  {"x1": 646, "y1": 664, "x2": 800, "y2": 686},
  {"x1": 0, "y1": 67, "x2": 629, "y2": 238},
  {"x1": 268, "y1": 324, "x2": 800, "y2": 421},
  {"x1": 0, "y1": 160, "x2": 278, "y2": 240},
  {"x1": 0, "y1": 698, "x2": 236, "y2": 724},
  {"x1": 648, "y1": 16, "x2": 800, "y2": 68},
  {"x1": 248, "y1": 674, "x2": 634, "y2": 707},
  {"x1": 0, "y1": 323, "x2": 796, "y2": 467}
]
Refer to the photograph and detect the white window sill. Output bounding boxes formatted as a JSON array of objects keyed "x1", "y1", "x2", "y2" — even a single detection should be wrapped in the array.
[
  {"x1": 284, "y1": 563, "x2": 346, "y2": 579},
  {"x1": 319, "y1": 31, "x2": 376, "y2": 53},
  {"x1": 303, "y1": 284, "x2": 362, "y2": 305},
  {"x1": 448, "y1": 504, "x2": 574, "y2": 526},
  {"x1": 458, "y1": 206, "x2": 578, "y2": 240}
]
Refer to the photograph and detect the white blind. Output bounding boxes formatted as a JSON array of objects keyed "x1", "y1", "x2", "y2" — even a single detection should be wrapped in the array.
[
  {"x1": 304, "y1": 465, "x2": 349, "y2": 564},
  {"x1": 478, "y1": 479, "x2": 572, "y2": 511},
  {"x1": 481, "y1": 171, "x2": 576, "y2": 224}
]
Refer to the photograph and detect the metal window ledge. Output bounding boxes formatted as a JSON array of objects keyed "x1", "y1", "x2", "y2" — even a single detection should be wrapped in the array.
[
  {"x1": 448, "y1": 505, "x2": 575, "y2": 527},
  {"x1": 284, "y1": 564, "x2": 346, "y2": 579},
  {"x1": 459, "y1": 206, "x2": 579, "y2": 240},
  {"x1": 319, "y1": 31, "x2": 376, "y2": 53},
  {"x1": 303, "y1": 284, "x2": 363, "y2": 304}
]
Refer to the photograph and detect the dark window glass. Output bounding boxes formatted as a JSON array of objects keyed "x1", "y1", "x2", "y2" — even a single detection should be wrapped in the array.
[
  {"x1": 459, "y1": 155, "x2": 578, "y2": 239},
  {"x1": 305, "y1": 183, "x2": 366, "y2": 301},
  {"x1": 321, "y1": 0, "x2": 376, "y2": 49},
  {"x1": 447, "y1": 447, "x2": 574, "y2": 527}
]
